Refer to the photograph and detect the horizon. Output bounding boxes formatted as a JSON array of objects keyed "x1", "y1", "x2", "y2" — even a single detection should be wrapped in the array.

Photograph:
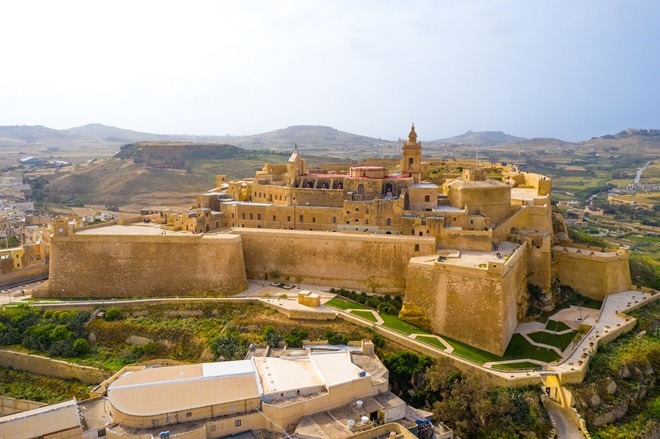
[
  {"x1": 1, "y1": 1, "x2": 658, "y2": 141},
  {"x1": 2, "y1": 121, "x2": 657, "y2": 143}
]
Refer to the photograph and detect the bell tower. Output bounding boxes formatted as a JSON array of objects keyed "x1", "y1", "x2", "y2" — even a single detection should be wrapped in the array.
[{"x1": 401, "y1": 124, "x2": 422, "y2": 183}]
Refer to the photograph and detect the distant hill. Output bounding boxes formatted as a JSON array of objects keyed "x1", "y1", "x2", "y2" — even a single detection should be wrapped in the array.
[
  {"x1": 0, "y1": 125, "x2": 73, "y2": 144},
  {"x1": 432, "y1": 130, "x2": 527, "y2": 146},
  {"x1": 39, "y1": 142, "x2": 342, "y2": 211},
  {"x1": 225, "y1": 125, "x2": 393, "y2": 150}
]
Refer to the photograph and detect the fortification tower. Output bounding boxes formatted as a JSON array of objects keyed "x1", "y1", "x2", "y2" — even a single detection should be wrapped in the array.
[{"x1": 401, "y1": 124, "x2": 422, "y2": 183}]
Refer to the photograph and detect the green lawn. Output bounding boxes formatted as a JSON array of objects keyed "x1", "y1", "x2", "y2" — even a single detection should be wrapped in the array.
[
  {"x1": 416, "y1": 335, "x2": 447, "y2": 350},
  {"x1": 528, "y1": 330, "x2": 578, "y2": 351},
  {"x1": 380, "y1": 314, "x2": 431, "y2": 335},
  {"x1": 503, "y1": 334, "x2": 561, "y2": 363},
  {"x1": 545, "y1": 320, "x2": 571, "y2": 332},
  {"x1": 325, "y1": 297, "x2": 371, "y2": 310},
  {"x1": 491, "y1": 361, "x2": 543, "y2": 371},
  {"x1": 351, "y1": 310, "x2": 378, "y2": 323},
  {"x1": 581, "y1": 300, "x2": 603, "y2": 310},
  {"x1": 442, "y1": 335, "x2": 507, "y2": 364}
]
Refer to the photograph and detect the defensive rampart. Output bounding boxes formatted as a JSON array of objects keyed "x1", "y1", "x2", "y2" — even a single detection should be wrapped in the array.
[
  {"x1": 235, "y1": 228, "x2": 436, "y2": 294},
  {"x1": 553, "y1": 246, "x2": 631, "y2": 300},
  {"x1": 44, "y1": 229, "x2": 247, "y2": 298},
  {"x1": 400, "y1": 244, "x2": 528, "y2": 355}
]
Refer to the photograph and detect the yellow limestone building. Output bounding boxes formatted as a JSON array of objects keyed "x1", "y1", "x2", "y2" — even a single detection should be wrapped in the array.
[{"x1": 45, "y1": 125, "x2": 632, "y2": 356}]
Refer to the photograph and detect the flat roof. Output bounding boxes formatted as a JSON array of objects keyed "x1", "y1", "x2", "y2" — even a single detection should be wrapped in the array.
[
  {"x1": 254, "y1": 356, "x2": 324, "y2": 395},
  {"x1": 108, "y1": 362, "x2": 260, "y2": 417},
  {"x1": 311, "y1": 351, "x2": 369, "y2": 386},
  {"x1": 0, "y1": 399, "x2": 81, "y2": 437}
]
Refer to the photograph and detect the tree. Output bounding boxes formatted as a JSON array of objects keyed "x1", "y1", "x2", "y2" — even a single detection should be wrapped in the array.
[
  {"x1": 263, "y1": 325, "x2": 282, "y2": 347},
  {"x1": 283, "y1": 328, "x2": 308, "y2": 348},
  {"x1": 104, "y1": 307, "x2": 122, "y2": 321},
  {"x1": 73, "y1": 338, "x2": 91, "y2": 355},
  {"x1": 210, "y1": 329, "x2": 246, "y2": 361}
]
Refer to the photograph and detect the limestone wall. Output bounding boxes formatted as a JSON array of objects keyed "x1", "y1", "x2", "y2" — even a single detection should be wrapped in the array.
[
  {"x1": 0, "y1": 349, "x2": 111, "y2": 384},
  {"x1": 45, "y1": 232, "x2": 247, "y2": 297},
  {"x1": 0, "y1": 396, "x2": 46, "y2": 416},
  {"x1": 235, "y1": 229, "x2": 436, "y2": 294},
  {"x1": 401, "y1": 244, "x2": 528, "y2": 355},
  {"x1": 553, "y1": 247, "x2": 631, "y2": 300},
  {"x1": 0, "y1": 263, "x2": 49, "y2": 288}
]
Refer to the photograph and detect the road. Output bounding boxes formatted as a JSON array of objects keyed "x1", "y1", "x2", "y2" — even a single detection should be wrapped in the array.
[
  {"x1": 546, "y1": 401, "x2": 584, "y2": 439},
  {"x1": 0, "y1": 279, "x2": 43, "y2": 304}
]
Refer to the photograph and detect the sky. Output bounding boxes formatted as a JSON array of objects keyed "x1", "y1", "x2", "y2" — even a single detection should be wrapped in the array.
[{"x1": 1, "y1": 0, "x2": 659, "y2": 141}]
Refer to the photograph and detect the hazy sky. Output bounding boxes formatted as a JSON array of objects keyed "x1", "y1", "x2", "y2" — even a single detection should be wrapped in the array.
[{"x1": 2, "y1": 0, "x2": 658, "y2": 141}]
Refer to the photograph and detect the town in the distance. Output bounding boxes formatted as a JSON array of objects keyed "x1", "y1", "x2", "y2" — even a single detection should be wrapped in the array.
[{"x1": 0, "y1": 124, "x2": 658, "y2": 439}]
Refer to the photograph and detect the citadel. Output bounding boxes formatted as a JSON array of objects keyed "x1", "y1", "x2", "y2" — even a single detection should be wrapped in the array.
[{"x1": 44, "y1": 125, "x2": 632, "y2": 356}]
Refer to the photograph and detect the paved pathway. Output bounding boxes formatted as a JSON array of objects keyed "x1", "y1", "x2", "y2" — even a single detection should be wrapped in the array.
[
  {"x1": 546, "y1": 401, "x2": 585, "y2": 439},
  {"x1": 552, "y1": 290, "x2": 656, "y2": 376}
]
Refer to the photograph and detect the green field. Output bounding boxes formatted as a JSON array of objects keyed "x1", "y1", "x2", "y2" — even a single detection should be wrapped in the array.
[
  {"x1": 325, "y1": 297, "x2": 371, "y2": 310},
  {"x1": 491, "y1": 361, "x2": 543, "y2": 371},
  {"x1": 351, "y1": 310, "x2": 378, "y2": 322},
  {"x1": 528, "y1": 330, "x2": 578, "y2": 351}
]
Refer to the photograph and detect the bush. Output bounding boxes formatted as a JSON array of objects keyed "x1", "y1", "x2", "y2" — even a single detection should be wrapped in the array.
[
  {"x1": 283, "y1": 328, "x2": 308, "y2": 348},
  {"x1": 104, "y1": 307, "x2": 122, "y2": 321},
  {"x1": 324, "y1": 330, "x2": 349, "y2": 345},
  {"x1": 263, "y1": 325, "x2": 282, "y2": 347},
  {"x1": 73, "y1": 338, "x2": 91, "y2": 355}
]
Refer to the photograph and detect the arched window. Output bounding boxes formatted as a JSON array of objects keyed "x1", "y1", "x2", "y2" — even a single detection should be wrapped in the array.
[{"x1": 357, "y1": 184, "x2": 364, "y2": 195}]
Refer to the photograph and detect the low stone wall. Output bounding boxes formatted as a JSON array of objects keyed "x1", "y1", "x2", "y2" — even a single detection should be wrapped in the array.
[
  {"x1": 0, "y1": 396, "x2": 46, "y2": 416},
  {"x1": 0, "y1": 349, "x2": 111, "y2": 384},
  {"x1": 0, "y1": 263, "x2": 49, "y2": 288}
]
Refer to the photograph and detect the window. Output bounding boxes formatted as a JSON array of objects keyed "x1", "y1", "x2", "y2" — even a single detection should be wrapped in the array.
[
  {"x1": 98, "y1": 429, "x2": 107, "y2": 437},
  {"x1": 235, "y1": 419, "x2": 242, "y2": 427},
  {"x1": 231, "y1": 213, "x2": 235, "y2": 218},
  {"x1": 332, "y1": 216, "x2": 337, "y2": 223},
  {"x1": 242, "y1": 213, "x2": 245, "y2": 220},
  {"x1": 257, "y1": 213, "x2": 261, "y2": 220},
  {"x1": 415, "y1": 244, "x2": 420, "y2": 252},
  {"x1": 355, "y1": 207, "x2": 359, "y2": 212},
  {"x1": 424, "y1": 195, "x2": 430, "y2": 202},
  {"x1": 312, "y1": 217, "x2": 316, "y2": 223},
  {"x1": 411, "y1": 229, "x2": 415, "y2": 235},
  {"x1": 299, "y1": 215, "x2": 303, "y2": 222},
  {"x1": 186, "y1": 411, "x2": 192, "y2": 418},
  {"x1": 386, "y1": 218, "x2": 392, "y2": 226},
  {"x1": 287, "y1": 216, "x2": 291, "y2": 222},
  {"x1": 366, "y1": 208, "x2": 369, "y2": 214},
  {"x1": 273, "y1": 215, "x2": 276, "y2": 221},
  {"x1": 250, "y1": 213, "x2": 253, "y2": 220},
  {"x1": 357, "y1": 184, "x2": 364, "y2": 195},
  {"x1": 408, "y1": 157, "x2": 414, "y2": 167},
  {"x1": 365, "y1": 219, "x2": 369, "y2": 224}
]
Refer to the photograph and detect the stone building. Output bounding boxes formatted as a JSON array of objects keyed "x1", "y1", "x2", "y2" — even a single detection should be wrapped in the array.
[{"x1": 45, "y1": 124, "x2": 632, "y2": 356}]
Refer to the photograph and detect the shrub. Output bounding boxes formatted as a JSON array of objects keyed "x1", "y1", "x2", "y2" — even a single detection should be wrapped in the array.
[
  {"x1": 104, "y1": 307, "x2": 122, "y2": 321},
  {"x1": 284, "y1": 328, "x2": 308, "y2": 348},
  {"x1": 73, "y1": 338, "x2": 91, "y2": 355}
]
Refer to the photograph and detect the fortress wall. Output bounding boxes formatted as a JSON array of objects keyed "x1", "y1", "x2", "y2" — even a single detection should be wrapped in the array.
[
  {"x1": 234, "y1": 228, "x2": 436, "y2": 294},
  {"x1": 492, "y1": 207, "x2": 528, "y2": 242},
  {"x1": 0, "y1": 263, "x2": 49, "y2": 288},
  {"x1": 553, "y1": 248, "x2": 631, "y2": 300},
  {"x1": 45, "y1": 233, "x2": 247, "y2": 298},
  {"x1": 438, "y1": 228, "x2": 492, "y2": 251},
  {"x1": 401, "y1": 246, "x2": 528, "y2": 355}
]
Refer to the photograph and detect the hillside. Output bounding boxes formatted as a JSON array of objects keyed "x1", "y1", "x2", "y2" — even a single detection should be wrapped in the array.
[
  {"x1": 36, "y1": 142, "x2": 341, "y2": 211},
  {"x1": 432, "y1": 130, "x2": 527, "y2": 146}
]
